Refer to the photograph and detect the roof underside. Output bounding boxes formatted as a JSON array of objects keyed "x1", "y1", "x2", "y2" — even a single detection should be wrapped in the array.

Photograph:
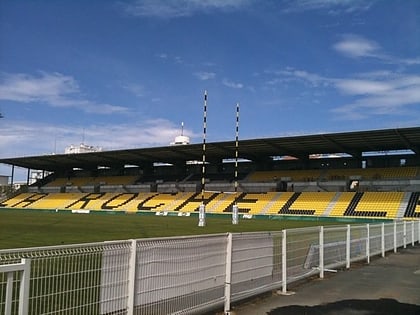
[{"x1": 1, "y1": 127, "x2": 420, "y2": 172}]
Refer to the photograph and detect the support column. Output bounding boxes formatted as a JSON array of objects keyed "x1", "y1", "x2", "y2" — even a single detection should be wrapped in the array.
[
  {"x1": 27, "y1": 168, "x2": 32, "y2": 186},
  {"x1": 10, "y1": 165, "x2": 15, "y2": 188}
]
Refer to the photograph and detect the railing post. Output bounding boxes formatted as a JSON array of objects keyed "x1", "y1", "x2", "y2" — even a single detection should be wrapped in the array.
[
  {"x1": 127, "y1": 240, "x2": 137, "y2": 315},
  {"x1": 281, "y1": 229, "x2": 287, "y2": 294},
  {"x1": 418, "y1": 220, "x2": 420, "y2": 244},
  {"x1": 5, "y1": 271, "x2": 13, "y2": 315},
  {"x1": 19, "y1": 259, "x2": 31, "y2": 315},
  {"x1": 224, "y1": 233, "x2": 233, "y2": 315},
  {"x1": 366, "y1": 223, "x2": 370, "y2": 264},
  {"x1": 319, "y1": 226, "x2": 324, "y2": 279},
  {"x1": 403, "y1": 221, "x2": 407, "y2": 249},
  {"x1": 346, "y1": 224, "x2": 350, "y2": 269},
  {"x1": 1, "y1": 259, "x2": 31, "y2": 315},
  {"x1": 393, "y1": 221, "x2": 397, "y2": 253},
  {"x1": 381, "y1": 222, "x2": 385, "y2": 257},
  {"x1": 19, "y1": 258, "x2": 31, "y2": 315},
  {"x1": 411, "y1": 221, "x2": 415, "y2": 246}
]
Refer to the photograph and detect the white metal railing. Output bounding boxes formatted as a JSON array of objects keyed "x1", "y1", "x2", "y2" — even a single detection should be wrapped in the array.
[
  {"x1": 0, "y1": 220, "x2": 419, "y2": 315},
  {"x1": 0, "y1": 259, "x2": 31, "y2": 315}
]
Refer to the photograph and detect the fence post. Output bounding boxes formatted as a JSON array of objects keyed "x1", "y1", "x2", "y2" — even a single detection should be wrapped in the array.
[
  {"x1": 366, "y1": 223, "x2": 370, "y2": 264},
  {"x1": 403, "y1": 221, "x2": 407, "y2": 249},
  {"x1": 19, "y1": 258, "x2": 31, "y2": 315},
  {"x1": 418, "y1": 220, "x2": 420, "y2": 244},
  {"x1": 393, "y1": 221, "x2": 397, "y2": 253},
  {"x1": 224, "y1": 233, "x2": 233, "y2": 315},
  {"x1": 319, "y1": 226, "x2": 324, "y2": 279},
  {"x1": 381, "y1": 223, "x2": 385, "y2": 257},
  {"x1": 2, "y1": 259, "x2": 31, "y2": 315},
  {"x1": 346, "y1": 224, "x2": 350, "y2": 269},
  {"x1": 411, "y1": 221, "x2": 415, "y2": 246},
  {"x1": 281, "y1": 229, "x2": 287, "y2": 294},
  {"x1": 127, "y1": 240, "x2": 137, "y2": 315},
  {"x1": 5, "y1": 271, "x2": 13, "y2": 315}
]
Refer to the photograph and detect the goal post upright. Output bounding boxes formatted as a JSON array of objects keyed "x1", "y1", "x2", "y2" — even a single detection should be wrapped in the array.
[
  {"x1": 198, "y1": 90, "x2": 208, "y2": 227},
  {"x1": 232, "y1": 102, "x2": 240, "y2": 225}
]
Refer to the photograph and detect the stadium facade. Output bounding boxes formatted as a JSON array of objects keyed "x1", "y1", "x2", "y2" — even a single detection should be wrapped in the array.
[{"x1": 1, "y1": 127, "x2": 420, "y2": 219}]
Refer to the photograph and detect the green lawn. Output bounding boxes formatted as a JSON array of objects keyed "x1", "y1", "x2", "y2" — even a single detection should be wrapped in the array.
[{"x1": 0, "y1": 209, "x2": 339, "y2": 249}]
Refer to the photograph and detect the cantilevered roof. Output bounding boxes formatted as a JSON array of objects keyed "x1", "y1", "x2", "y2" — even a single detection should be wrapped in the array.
[{"x1": 1, "y1": 127, "x2": 419, "y2": 172}]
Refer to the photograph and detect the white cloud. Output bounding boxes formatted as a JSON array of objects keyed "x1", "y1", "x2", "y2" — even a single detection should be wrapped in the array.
[
  {"x1": 333, "y1": 35, "x2": 420, "y2": 65},
  {"x1": 123, "y1": 83, "x2": 145, "y2": 97},
  {"x1": 0, "y1": 118, "x2": 196, "y2": 158},
  {"x1": 0, "y1": 72, "x2": 78, "y2": 102},
  {"x1": 157, "y1": 53, "x2": 168, "y2": 59},
  {"x1": 222, "y1": 78, "x2": 243, "y2": 89},
  {"x1": 0, "y1": 72, "x2": 128, "y2": 114},
  {"x1": 278, "y1": 68, "x2": 330, "y2": 87},
  {"x1": 123, "y1": 0, "x2": 252, "y2": 18},
  {"x1": 194, "y1": 71, "x2": 216, "y2": 80},
  {"x1": 401, "y1": 57, "x2": 420, "y2": 65},
  {"x1": 282, "y1": 0, "x2": 375, "y2": 14},
  {"x1": 333, "y1": 75, "x2": 420, "y2": 119},
  {"x1": 268, "y1": 67, "x2": 420, "y2": 121},
  {"x1": 335, "y1": 79, "x2": 392, "y2": 95},
  {"x1": 333, "y1": 35, "x2": 379, "y2": 58}
]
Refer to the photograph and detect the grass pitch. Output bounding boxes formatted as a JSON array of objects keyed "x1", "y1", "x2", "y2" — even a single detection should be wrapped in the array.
[{"x1": 0, "y1": 209, "x2": 338, "y2": 250}]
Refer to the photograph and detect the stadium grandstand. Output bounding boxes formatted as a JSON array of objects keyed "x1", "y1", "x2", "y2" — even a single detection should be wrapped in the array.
[{"x1": 1, "y1": 127, "x2": 420, "y2": 220}]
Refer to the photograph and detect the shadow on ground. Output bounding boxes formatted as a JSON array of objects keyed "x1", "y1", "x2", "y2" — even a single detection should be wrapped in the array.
[{"x1": 267, "y1": 298, "x2": 420, "y2": 315}]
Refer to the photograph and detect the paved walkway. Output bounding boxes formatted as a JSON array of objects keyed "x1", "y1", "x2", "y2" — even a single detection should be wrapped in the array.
[{"x1": 231, "y1": 244, "x2": 420, "y2": 315}]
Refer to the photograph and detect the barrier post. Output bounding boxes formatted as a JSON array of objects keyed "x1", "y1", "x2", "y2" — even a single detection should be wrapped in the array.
[
  {"x1": 346, "y1": 224, "x2": 350, "y2": 269},
  {"x1": 393, "y1": 221, "x2": 397, "y2": 253},
  {"x1": 366, "y1": 223, "x2": 370, "y2": 264},
  {"x1": 19, "y1": 258, "x2": 31, "y2": 315},
  {"x1": 281, "y1": 230, "x2": 287, "y2": 294},
  {"x1": 319, "y1": 226, "x2": 324, "y2": 279},
  {"x1": 381, "y1": 223, "x2": 385, "y2": 257},
  {"x1": 411, "y1": 221, "x2": 415, "y2": 246},
  {"x1": 1, "y1": 258, "x2": 31, "y2": 315},
  {"x1": 127, "y1": 240, "x2": 137, "y2": 315},
  {"x1": 403, "y1": 221, "x2": 407, "y2": 249},
  {"x1": 418, "y1": 220, "x2": 420, "y2": 244},
  {"x1": 224, "y1": 233, "x2": 233, "y2": 315}
]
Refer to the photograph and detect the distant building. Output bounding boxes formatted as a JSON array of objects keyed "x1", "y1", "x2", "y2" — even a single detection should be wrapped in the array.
[
  {"x1": 65, "y1": 143, "x2": 102, "y2": 154},
  {"x1": 0, "y1": 175, "x2": 8, "y2": 186}
]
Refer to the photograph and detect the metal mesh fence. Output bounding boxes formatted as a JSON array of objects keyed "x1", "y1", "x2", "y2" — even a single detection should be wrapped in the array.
[
  {"x1": 134, "y1": 235, "x2": 227, "y2": 315},
  {"x1": 0, "y1": 242, "x2": 132, "y2": 315},
  {"x1": 1, "y1": 221, "x2": 419, "y2": 315},
  {"x1": 230, "y1": 232, "x2": 282, "y2": 301},
  {"x1": 285, "y1": 227, "x2": 320, "y2": 283}
]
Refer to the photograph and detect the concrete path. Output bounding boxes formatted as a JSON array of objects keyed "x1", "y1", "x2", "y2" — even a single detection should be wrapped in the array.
[{"x1": 230, "y1": 244, "x2": 420, "y2": 315}]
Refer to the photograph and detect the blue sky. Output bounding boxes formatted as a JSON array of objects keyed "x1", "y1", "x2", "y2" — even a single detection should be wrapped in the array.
[{"x1": 1, "y1": 0, "x2": 420, "y2": 162}]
